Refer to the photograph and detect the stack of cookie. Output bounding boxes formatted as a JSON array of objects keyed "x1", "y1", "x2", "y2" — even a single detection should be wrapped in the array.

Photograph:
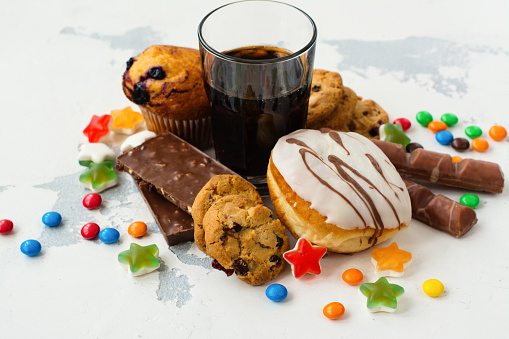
[
  {"x1": 307, "y1": 69, "x2": 389, "y2": 138},
  {"x1": 191, "y1": 175, "x2": 290, "y2": 286}
]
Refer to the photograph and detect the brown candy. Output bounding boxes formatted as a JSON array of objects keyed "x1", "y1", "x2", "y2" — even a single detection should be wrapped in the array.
[
  {"x1": 403, "y1": 179, "x2": 477, "y2": 237},
  {"x1": 372, "y1": 139, "x2": 504, "y2": 193}
]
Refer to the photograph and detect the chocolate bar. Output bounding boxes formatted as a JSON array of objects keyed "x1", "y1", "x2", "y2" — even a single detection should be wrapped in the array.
[
  {"x1": 372, "y1": 139, "x2": 504, "y2": 193},
  {"x1": 404, "y1": 179, "x2": 477, "y2": 237},
  {"x1": 116, "y1": 131, "x2": 236, "y2": 214},
  {"x1": 136, "y1": 182, "x2": 194, "y2": 246}
]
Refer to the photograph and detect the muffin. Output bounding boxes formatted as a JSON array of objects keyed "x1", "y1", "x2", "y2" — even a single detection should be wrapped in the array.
[
  {"x1": 267, "y1": 128, "x2": 411, "y2": 253},
  {"x1": 122, "y1": 45, "x2": 212, "y2": 149}
]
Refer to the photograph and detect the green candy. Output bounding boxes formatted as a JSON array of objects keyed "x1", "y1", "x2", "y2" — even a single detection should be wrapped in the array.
[
  {"x1": 441, "y1": 113, "x2": 458, "y2": 126},
  {"x1": 465, "y1": 125, "x2": 482, "y2": 139},
  {"x1": 380, "y1": 123, "x2": 411, "y2": 147},
  {"x1": 416, "y1": 111, "x2": 433, "y2": 127},
  {"x1": 459, "y1": 193, "x2": 480, "y2": 209}
]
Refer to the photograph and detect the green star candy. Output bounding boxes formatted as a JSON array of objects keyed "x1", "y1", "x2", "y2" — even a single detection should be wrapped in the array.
[
  {"x1": 118, "y1": 243, "x2": 160, "y2": 276},
  {"x1": 380, "y1": 123, "x2": 411, "y2": 147},
  {"x1": 79, "y1": 160, "x2": 118, "y2": 193},
  {"x1": 360, "y1": 277, "x2": 405, "y2": 312}
]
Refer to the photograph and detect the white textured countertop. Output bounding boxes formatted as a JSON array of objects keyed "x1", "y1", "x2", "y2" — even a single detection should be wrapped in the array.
[{"x1": 1, "y1": 0, "x2": 508, "y2": 338}]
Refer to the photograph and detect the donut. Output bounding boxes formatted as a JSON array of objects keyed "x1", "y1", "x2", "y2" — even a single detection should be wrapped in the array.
[{"x1": 267, "y1": 129, "x2": 412, "y2": 253}]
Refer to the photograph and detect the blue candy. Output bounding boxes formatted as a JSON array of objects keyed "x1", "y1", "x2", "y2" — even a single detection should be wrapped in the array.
[
  {"x1": 20, "y1": 239, "x2": 42, "y2": 256},
  {"x1": 435, "y1": 130, "x2": 454, "y2": 145},
  {"x1": 265, "y1": 283, "x2": 288, "y2": 302},
  {"x1": 42, "y1": 211, "x2": 62, "y2": 227},
  {"x1": 99, "y1": 228, "x2": 120, "y2": 244}
]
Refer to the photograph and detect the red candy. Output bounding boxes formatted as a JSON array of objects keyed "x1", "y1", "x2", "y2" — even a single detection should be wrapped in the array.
[
  {"x1": 81, "y1": 223, "x2": 100, "y2": 239},
  {"x1": 83, "y1": 193, "x2": 102, "y2": 209},
  {"x1": 0, "y1": 219, "x2": 14, "y2": 234},
  {"x1": 283, "y1": 237, "x2": 327, "y2": 279},
  {"x1": 393, "y1": 118, "x2": 411, "y2": 131},
  {"x1": 83, "y1": 114, "x2": 111, "y2": 143}
]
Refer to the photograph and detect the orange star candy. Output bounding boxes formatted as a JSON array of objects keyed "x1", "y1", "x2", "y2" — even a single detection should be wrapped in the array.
[
  {"x1": 110, "y1": 107, "x2": 144, "y2": 135},
  {"x1": 371, "y1": 242, "x2": 412, "y2": 277}
]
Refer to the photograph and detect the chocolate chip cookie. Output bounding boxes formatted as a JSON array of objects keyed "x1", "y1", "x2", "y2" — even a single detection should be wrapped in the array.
[
  {"x1": 321, "y1": 86, "x2": 360, "y2": 131},
  {"x1": 203, "y1": 195, "x2": 289, "y2": 286},
  {"x1": 347, "y1": 99, "x2": 389, "y2": 138},
  {"x1": 307, "y1": 69, "x2": 344, "y2": 129},
  {"x1": 191, "y1": 174, "x2": 263, "y2": 253}
]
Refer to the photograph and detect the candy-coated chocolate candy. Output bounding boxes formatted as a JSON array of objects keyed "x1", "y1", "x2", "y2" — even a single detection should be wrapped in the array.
[
  {"x1": 393, "y1": 118, "x2": 411, "y2": 131},
  {"x1": 489, "y1": 125, "x2": 507, "y2": 141},
  {"x1": 450, "y1": 138, "x2": 469, "y2": 152},
  {"x1": 0, "y1": 219, "x2": 14, "y2": 234},
  {"x1": 435, "y1": 130, "x2": 454, "y2": 145},
  {"x1": 428, "y1": 121, "x2": 448, "y2": 133},
  {"x1": 79, "y1": 160, "x2": 118, "y2": 193},
  {"x1": 283, "y1": 237, "x2": 327, "y2": 279},
  {"x1": 422, "y1": 279, "x2": 444, "y2": 297},
  {"x1": 451, "y1": 156, "x2": 463, "y2": 163},
  {"x1": 110, "y1": 107, "x2": 144, "y2": 135},
  {"x1": 465, "y1": 125, "x2": 482, "y2": 139},
  {"x1": 379, "y1": 123, "x2": 411, "y2": 147},
  {"x1": 416, "y1": 111, "x2": 433, "y2": 127},
  {"x1": 99, "y1": 228, "x2": 120, "y2": 244},
  {"x1": 20, "y1": 239, "x2": 41, "y2": 256},
  {"x1": 265, "y1": 284, "x2": 288, "y2": 302},
  {"x1": 83, "y1": 114, "x2": 111, "y2": 143},
  {"x1": 405, "y1": 142, "x2": 423, "y2": 153},
  {"x1": 323, "y1": 302, "x2": 345, "y2": 319},
  {"x1": 360, "y1": 277, "x2": 404, "y2": 313},
  {"x1": 471, "y1": 137, "x2": 489, "y2": 152},
  {"x1": 342, "y1": 268, "x2": 364, "y2": 285},
  {"x1": 118, "y1": 243, "x2": 160, "y2": 276},
  {"x1": 128, "y1": 221, "x2": 147, "y2": 238},
  {"x1": 42, "y1": 212, "x2": 62, "y2": 227},
  {"x1": 371, "y1": 242, "x2": 412, "y2": 277},
  {"x1": 459, "y1": 193, "x2": 480, "y2": 209},
  {"x1": 440, "y1": 113, "x2": 458, "y2": 127},
  {"x1": 83, "y1": 193, "x2": 102, "y2": 209},
  {"x1": 120, "y1": 131, "x2": 156, "y2": 152},
  {"x1": 81, "y1": 223, "x2": 100, "y2": 239}
]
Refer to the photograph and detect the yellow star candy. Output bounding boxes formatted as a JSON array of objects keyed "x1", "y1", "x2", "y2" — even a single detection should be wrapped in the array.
[
  {"x1": 110, "y1": 107, "x2": 144, "y2": 135},
  {"x1": 371, "y1": 242, "x2": 412, "y2": 277}
]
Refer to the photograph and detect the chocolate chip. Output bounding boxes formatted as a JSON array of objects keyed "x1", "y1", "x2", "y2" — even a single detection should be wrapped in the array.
[
  {"x1": 276, "y1": 235, "x2": 284, "y2": 248},
  {"x1": 211, "y1": 259, "x2": 234, "y2": 276},
  {"x1": 269, "y1": 255, "x2": 281, "y2": 268},
  {"x1": 369, "y1": 126, "x2": 380, "y2": 136},
  {"x1": 126, "y1": 57, "x2": 135, "y2": 71},
  {"x1": 223, "y1": 222, "x2": 242, "y2": 233},
  {"x1": 406, "y1": 142, "x2": 424, "y2": 153},
  {"x1": 147, "y1": 66, "x2": 166, "y2": 80},
  {"x1": 132, "y1": 82, "x2": 149, "y2": 105},
  {"x1": 312, "y1": 85, "x2": 321, "y2": 92},
  {"x1": 232, "y1": 258, "x2": 249, "y2": 276},
  {"x1": 378, "y1": 119, "x2": 384, "y2": 125},
  {"x1": 363, "y1": 111, "x2": 369, "y2": 116}
]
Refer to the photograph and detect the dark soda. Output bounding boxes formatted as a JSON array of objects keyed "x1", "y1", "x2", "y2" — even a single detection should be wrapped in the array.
[{"x1": 204, "y1": 45, "x2": 312, "y2": 178}]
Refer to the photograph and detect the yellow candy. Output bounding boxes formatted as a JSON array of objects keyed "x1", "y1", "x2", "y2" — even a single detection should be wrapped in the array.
[
  {"x1": 422, "y1": 279, "x2": 444, "y2": 297},
  {"x1": 111, "y1": 107, "x2": 144, "y2": 135}
]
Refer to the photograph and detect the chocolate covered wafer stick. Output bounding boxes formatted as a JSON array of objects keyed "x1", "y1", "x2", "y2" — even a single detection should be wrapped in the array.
[
  {"x1": 404, "y1": 179, "x2": 477, "y2": 237},
  {"x1": 372, "y1": 139, "x2": 504, "y2": 193}
]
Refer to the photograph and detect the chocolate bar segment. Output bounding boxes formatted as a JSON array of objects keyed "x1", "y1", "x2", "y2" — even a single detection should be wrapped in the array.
[
  {"x1": 372, "y1": 139, "x2": 504, "y2": 193},
  {"x1": 137, "y1": 182, "x2": 194, "y2": 246},
  {"x1": 404, "y1": 179, "x2": 477, "y2": 237},
  {"x1": 116, "y1": 131, "x2": 236, "y2": 214}
]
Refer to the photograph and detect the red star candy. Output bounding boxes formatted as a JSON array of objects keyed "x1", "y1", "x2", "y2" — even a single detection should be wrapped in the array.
[
  {"x1": 283, "y1": 237, "x2": 327, "y2": 279},
  {"x1": 83, "y1": 114, "x2": 112, "y2": 143}
]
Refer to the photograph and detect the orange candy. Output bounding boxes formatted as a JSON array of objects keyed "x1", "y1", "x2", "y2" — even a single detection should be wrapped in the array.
[
  {"x1": 471, "y1": 138, "x2": 489, "y2": 152},
  {"x1": 342, "y1": 268, "x2": 364, "y2": 285},
  {"x1": 428, "y1": 121, "x2": 448, "y2": 133},
  {"x1": 128, "y1": 221, "x2": 147, "y2": 238},
  {"x1": 451, "y1": 156, "x2": 463, "y2": 163},
  {"x1": 489, "y1": 125, "x2": 507, "y2": 141},
  {"x1": 323, "y1": 302, "x2": 345, "y2": 319}
]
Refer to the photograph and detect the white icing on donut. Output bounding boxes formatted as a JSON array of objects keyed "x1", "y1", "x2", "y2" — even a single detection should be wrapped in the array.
[{"x1": 271, "y1": 129, "x2": 411, "y2": 231}]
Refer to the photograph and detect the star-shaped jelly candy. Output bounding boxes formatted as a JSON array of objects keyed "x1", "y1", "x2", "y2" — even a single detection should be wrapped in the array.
[
  {"x1": 120, "y1": 130, "x2": 156, "y2": 152},
  {"x1": 283, "y1": 237, "x2": 327, "y2": 279},
  {"x1": 79, "y1": 160, "x2": 118, "y2": 193},
  {"x1": 83, "y1": 114, "x2": 111, "y2": 143},
  {"x1": 110, "y1": 107, "x2": 144, "y2": 135},
  {"x1": 360, "y1": 277, "x2": 405, "y2": 313},
  {"x1": 78, "y1": 143, "x2": 116, "y2": 163},
  {"x1": 371, "y1": 242, "x2": 412, "y2": 277},
  {"x1": 379, "y1": 123, "x2": 411, "y2": 147},
  {"x1": 118, "y1": 243, "x2": 160, "y2": 276}
]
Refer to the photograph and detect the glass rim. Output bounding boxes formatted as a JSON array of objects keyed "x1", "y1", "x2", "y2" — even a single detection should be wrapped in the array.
[{"x1": 198, "y1": 0, "x2": 317, "y2": 64}]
